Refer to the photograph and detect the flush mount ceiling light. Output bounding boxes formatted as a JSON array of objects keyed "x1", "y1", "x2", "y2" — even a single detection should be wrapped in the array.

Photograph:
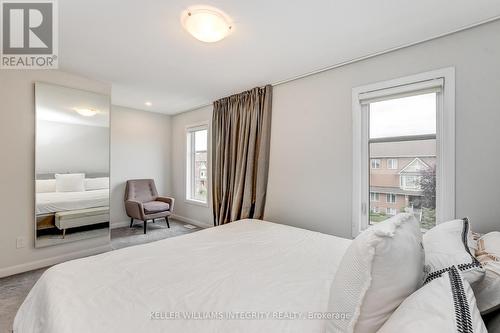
[
  {"x1": 145, "y1": 101, "x2": 152, "y2": 106},
  {"x1": 74, "y1": 107, "x2": 98, "y2": 117},
  {"x1": 181, "y1": 6, "x2": 232, "y2": 43}
]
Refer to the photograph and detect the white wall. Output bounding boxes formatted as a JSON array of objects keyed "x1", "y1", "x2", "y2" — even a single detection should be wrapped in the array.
[
  {"x1": 265, "y1": 20, "x2": 500, "y2": 237},
  {"x1": 170, "y1": 106, "x2": 213, "y2": 227},
  {"x1": 0, "y1": 70, "x2": 111, "y2": 277},
  {"x1": 110, "y1": 105, "x2": 172, "y2": 227},
  {"x1": 36, "y1": 120, "x2": 109, "y2": 174}
]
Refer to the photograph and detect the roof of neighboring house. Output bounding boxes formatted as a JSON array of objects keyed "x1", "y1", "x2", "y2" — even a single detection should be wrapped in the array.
[
  {"x1": 370, "y1": 140, "x2": 436, "y2": 158},
  {"x1": 370, "y1": 186, "x2": 424, "y2": 196},
  {"x1": 399, "y1": 158, "x2": 431, "y2": 174}
]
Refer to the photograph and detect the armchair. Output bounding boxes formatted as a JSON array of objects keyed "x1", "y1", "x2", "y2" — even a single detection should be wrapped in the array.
[{"x1": 124, "y1": 179, "x2": 175, "y2": 234}]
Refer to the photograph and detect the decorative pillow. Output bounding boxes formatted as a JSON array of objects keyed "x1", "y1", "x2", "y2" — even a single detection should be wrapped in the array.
[
  {"x1": 378, "y1": 266, "x2": 487, "y2": 333},
  {"x1": 326, "y1": 213, "x2": 424, "y2": 333},
  {"x1": 476, "y1": 231, "x2": 500, "y2": 258},
  {"x1": 55, "y1": 173, "x2": 85, "y2": 192},
  {"x1": 35, "y1": 179, "x2": 56, "y2": 193},
  {"x1": 84, "y1": 177, "x2": 109, "y2": 191},
  {"x1": 423, "y1": 218, "x2": 485, "y2": 285},
  {"x1": 473, "y1": 232, "x2": 500, "y2": 314}
]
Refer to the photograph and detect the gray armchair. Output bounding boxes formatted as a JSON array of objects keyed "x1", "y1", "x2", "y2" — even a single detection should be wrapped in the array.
[{"x1": 124, "y1": 179, "x2": 175, "y2": 234}]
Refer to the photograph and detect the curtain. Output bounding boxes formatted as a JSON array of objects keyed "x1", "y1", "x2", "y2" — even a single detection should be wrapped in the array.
[{"x1": 211, "y1": 85, "x2": 273, "y2": 226}]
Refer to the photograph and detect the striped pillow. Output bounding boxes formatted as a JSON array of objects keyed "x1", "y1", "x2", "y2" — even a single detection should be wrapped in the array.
[{"x1": 379, "y1": 266, "x2": 487, "y2": 333}]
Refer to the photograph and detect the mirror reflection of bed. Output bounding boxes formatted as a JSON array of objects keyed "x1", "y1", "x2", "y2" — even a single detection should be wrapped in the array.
[
  {"x1": 35, "y1": 82, "x2": 110, "y2": 248},
  {"x1": 35, "y1": 174, "x2": 109, "y2": 246}
]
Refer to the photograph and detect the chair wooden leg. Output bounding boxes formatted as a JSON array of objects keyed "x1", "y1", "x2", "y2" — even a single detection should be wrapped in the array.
[
  {"x1": 144, "y1": 220, "x2": 147, "y2": 234},
  {"x1": 166, "y1": 216, "x2": 170, "y2": 228},
  {"x1": 130, "y1": 218, "x2": 134, "y2": 228},
  {"x1": 153, "y1": 218, "x2": 155, "y2": 223}
]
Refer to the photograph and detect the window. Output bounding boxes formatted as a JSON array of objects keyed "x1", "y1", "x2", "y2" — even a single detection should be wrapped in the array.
[
  {"x1": 370, "y1": 192, "x2": 379, "y2": 201},
  {"x1": 371, "y1": 159, "x2": 381, "y2": 169},
  {"x1": 186, "y1": 125, "x2": 208, "y2": 204},
  {"x1": 386, "y1": 193, "x2": 396, "y2": 203},
  {"x1": 401, "y1": 175, "x2": 421, "y2": 191},
  {"x1": 352, "y1": 68, "x2": 455, "y2": 236},
  {"x1": 387, "y1": 159, "x2": 398, "y2": 169},
  {"x1": 386, "y1": 207, "x2": 397, "y2": 216}
]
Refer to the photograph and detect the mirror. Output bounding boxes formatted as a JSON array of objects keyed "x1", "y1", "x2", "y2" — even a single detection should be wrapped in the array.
[{"x1": 35, "y1": 82, "x2": 110, "y2": 248}]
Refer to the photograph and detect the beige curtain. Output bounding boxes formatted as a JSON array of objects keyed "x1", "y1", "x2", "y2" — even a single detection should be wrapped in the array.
[{"x1": 212, "y1": 85, "x2": 273, "y2": 226}]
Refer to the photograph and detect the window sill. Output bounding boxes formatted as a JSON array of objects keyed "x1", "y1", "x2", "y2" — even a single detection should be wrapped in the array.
[{"x1": 185, "y1": 199, "x2": 209, "y2": 208}]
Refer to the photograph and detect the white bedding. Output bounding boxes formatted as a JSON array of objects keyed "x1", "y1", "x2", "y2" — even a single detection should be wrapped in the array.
[
  {"x1": 36, "y1": 189, "x2": 109, "y2": 215},
  {"x1": 14, "y1": 220, "x2": 351, "y2": 333}
]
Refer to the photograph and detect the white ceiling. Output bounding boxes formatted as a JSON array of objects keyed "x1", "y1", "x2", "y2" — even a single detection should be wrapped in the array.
[
  {"x1": 36, "y1": 82, "x2": 110, "y2": 127},
  {"x1": 59, "y1": 0, "x2": 500, "y2": 115}
]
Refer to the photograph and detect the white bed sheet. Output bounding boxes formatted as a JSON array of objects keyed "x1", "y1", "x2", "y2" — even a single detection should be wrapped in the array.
[
  {"x1": 36, "y1": 189, "x2": 109, "y2": 215},
  {"x1": 14, "y1": 220, "x2": 351, "y2": 333}
]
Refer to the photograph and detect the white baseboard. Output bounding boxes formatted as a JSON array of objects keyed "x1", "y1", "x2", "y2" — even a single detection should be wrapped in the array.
[
  {"x1": 0, "y1": 244, "x2": 111, "y2": 278},
  {"x1": 110, "y1": 220, "x2": 130, "y2": 229},
  {"x1": 171, "y1": 214, "x2": 212, "y2": 229}
]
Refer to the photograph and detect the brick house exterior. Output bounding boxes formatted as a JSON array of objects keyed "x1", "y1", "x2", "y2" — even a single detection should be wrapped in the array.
[{"x1": 369, "y1": 140, "x2": 436, "y2": 217}]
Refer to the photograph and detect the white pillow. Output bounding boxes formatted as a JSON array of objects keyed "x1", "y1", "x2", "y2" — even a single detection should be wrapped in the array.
[
  {"x1": 474, "y1": 232, "x2": 500, "y2": 314},
  {"x1": 326, "y1": 213, "x2": 424, "y2": 333},
  {"x1": 378, "y1": 266, "x2": 487, "y2": 333},
  {"x1": 35, "y1": 179, "x2": 56, "y2": 193},
  {"x1": 423, "y1": 218, "x2": 485, "y2": 285},
  {"x1": 84, "y1": 177, "x2": 109, "y2": 191},
  {"x1": 55, "y1": 173, "x2": 85, "y2": 192}
]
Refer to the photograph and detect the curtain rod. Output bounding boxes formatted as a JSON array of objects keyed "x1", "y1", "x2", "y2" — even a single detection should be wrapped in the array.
[{"x1": 176, "y1": 15, "x2": 500, "y2": 114}]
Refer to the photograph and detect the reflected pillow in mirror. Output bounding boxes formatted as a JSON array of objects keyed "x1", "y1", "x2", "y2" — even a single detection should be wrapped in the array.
[
  {"x1": 55, "y1": 173, "x2": 85, "y2": 192},
  {"x1": 35, "y1": 179, "x2": 56, "y2": 193},
  {"x1": 84, "y1": 177, "x2": 109, "y2": 191}
]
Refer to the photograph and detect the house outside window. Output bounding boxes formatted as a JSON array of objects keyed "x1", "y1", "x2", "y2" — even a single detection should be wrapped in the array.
[
  {"x1": 186, "y1": 125, "x2": 208, "y2": 204},
  {"x1": 370, "y1": 192, "x2": 379, "y2": 201},
  {"x1": 386, "y1": 193, "x2": 396, "y2": 203}
]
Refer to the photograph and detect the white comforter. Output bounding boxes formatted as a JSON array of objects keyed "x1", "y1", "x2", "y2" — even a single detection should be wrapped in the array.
[
  {"x1": 14, "y1": 220, "x2": 351, "y2": 333},
  {"x1": 36, "y1": 189, "x2": 109, "y2": 215}
]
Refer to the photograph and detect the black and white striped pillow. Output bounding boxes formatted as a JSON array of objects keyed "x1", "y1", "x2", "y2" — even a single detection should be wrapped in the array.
[
  {"x1": 423, "y1": 218, "x2": 484, "y2": 285},
  {"x1": 378, "y1": 266, "x2": 487, "y2": 333}
]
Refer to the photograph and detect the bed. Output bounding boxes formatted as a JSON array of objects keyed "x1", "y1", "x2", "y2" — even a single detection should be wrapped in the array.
[
  {"x1": 36, "y1": 189, "x2": 109, "y2": 215},
  {"x1": 14, "y1": 219, "x2": 351, "y2": 333}
]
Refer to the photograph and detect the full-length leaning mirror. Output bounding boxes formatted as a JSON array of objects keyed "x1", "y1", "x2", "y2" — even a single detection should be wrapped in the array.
[{"x1": 35, "y1": 82, "x2": 110, "y2": 248}]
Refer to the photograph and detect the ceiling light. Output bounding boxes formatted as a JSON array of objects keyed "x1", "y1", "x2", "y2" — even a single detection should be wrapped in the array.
[
  {"x1": 145, "y1": 101, "x2": 152, "y2": 106},
  {"x1": 74, "y1": 108, "x2": 98, "y2": 117},
  {"x1": 181, "y1": 7, "x2": 232, "y2": 43}
]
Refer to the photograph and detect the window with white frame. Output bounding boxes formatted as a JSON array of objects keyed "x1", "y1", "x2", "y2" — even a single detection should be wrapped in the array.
[
  {"x1": 387, "y1": 159, "x2": 398, "y2": 169},
  {"x1": 386, "y1": 207, "x2": 397, "y2": 216},
  {"x1": 401, "y1": 175, "x2": 421, "y2": 191},
  {"x1": 371, "y1": 159, "x2": 381, "y2": 169},
  {"x1": 386, "y1": 193, "x2": 396, "y2": 203},
  {"x1": 186, "y1": 125, "x2": 208, "y2": 204},
  {"x1": 370, "y1": 192, "x2": 379, "y2": 201},
  {"x1": 352, "y1": 68, "x2": 455, "y2": 236}
]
